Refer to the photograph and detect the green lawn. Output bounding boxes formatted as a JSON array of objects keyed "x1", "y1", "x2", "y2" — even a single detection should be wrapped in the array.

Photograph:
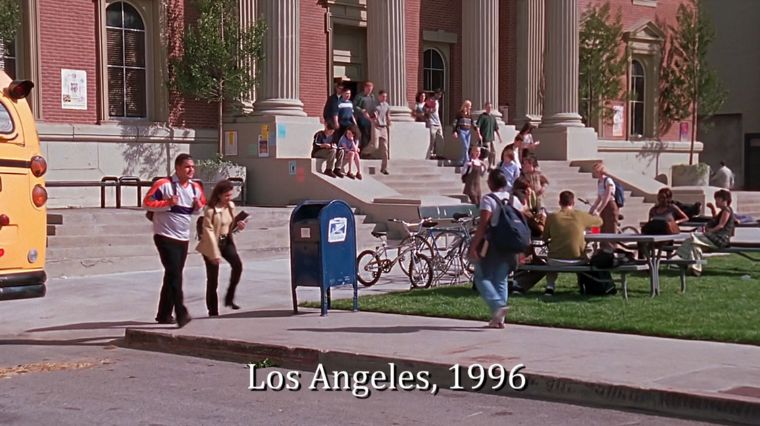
[{"x1": 311, "y1": 254, "x2": 760, "y2": 345}]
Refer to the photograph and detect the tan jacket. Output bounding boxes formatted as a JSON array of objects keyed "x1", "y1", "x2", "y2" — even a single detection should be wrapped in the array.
[{"x1": 195, "y1": 202, "x2": 236, "y2": 260}]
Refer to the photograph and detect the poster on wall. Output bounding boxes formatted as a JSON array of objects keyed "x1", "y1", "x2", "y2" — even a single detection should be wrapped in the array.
[
  {"x1": 612, "y1": 105, "x2": 624, "y2": 137},
  {"x1": 257, "y1": 134, "x2": 269, "y2": 157},
  {"x1": 679, "y1": 122, "x2": 689, "y2": 142},
  {"x1": 224, "y1": 130, "x2": 238, "y2": 156},
  {"x1": 61, "y1": 69, "x2": 87, "y2": 110}
]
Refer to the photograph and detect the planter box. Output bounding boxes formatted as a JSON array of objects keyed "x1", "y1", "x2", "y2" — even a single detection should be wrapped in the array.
[
  {"x1": 671, "y1": 164, "x2": 711, "y2": 187},
  {"x1": 195, "y1": 163, "x2": 247, "y2": 202}
]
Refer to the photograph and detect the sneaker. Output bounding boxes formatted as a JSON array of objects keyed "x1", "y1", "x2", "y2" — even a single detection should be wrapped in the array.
[
  {"x1": 356, "y1": 172, "x2": 363, "y2": 180},
  {"x1": 380, "y1": 169, "x2": 389, "y2": 175},
  {"x1": 334, "y1": 169, "x2": 345, "y2": 178},
  {"x1": 324, "y1": 169, "x2": 336, "y2": 178},
  {"x1": 543, "y1": 287, "x2": 555, "y2": 296},
  {"x1": 346, "y1": 172, "x2": 356, "y2": 179}
]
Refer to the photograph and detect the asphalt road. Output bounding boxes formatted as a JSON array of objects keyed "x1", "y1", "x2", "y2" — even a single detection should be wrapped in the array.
[
  {"x1": 0, "y1": 345, "x2": 716, "y2": 426},
  {"x1": 0, "y1": 263, "x2": 717, "y2": 425}
]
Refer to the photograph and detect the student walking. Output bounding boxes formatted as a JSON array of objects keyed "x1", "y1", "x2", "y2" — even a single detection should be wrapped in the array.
[
  {"x1": 144, "y1": 153, "x2": 206, "y2": 328},
  {"x1": 468, "y1": 169, "x2": 524, "y2": 328},
  {"x1": 462, "y1": 145, "x2": 486, "y2": 204},
  {"x1": 453, "y1": 100, "x2": 475, "y2": 167},
  {"x1": 373, "y1": 90, "x2": 392, "y2": 174},
  {"x1": 196, "y1": 180, "x2": 247, "y2": 316},
  {"x1": 589, "y1": 162, "x2": 618, "y2": 234},
  {"x1": 425, "y1": 89, "x2": 444, "y2": 159},
  {"x1": 475, "y1": 102, "x2": 503, "y2": 170}
]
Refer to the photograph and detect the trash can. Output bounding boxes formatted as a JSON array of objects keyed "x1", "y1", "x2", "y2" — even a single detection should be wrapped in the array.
[{"x1": 290, "y1": 199, "x2": 358, "y2": 316}]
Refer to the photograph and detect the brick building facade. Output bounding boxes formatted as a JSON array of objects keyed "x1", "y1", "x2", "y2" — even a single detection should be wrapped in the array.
[{"x1": 1, "y1": 0, "x2": 696, "y2": 205}]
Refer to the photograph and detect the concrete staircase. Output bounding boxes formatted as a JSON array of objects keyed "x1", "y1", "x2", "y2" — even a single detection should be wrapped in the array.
[
  {"x1": 363, "y1": 158, "x2": 655, "y2": 227},
  {"x1": 735, "y1": 191, "x2": 760, "y2": 220},
  {"x1": 46, "y1": 207, "x2": 378, "y2": 278},
  {"x1": 362, "y1": 159, "x2": 468, "y2": 203}
]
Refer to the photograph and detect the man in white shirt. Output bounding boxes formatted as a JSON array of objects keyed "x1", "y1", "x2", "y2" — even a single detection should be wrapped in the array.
[
  {"x1": 711, "y1": 161, "x2": 735, "y2": 189},
  {"x1": 425, "y1": 89, "x2": 444, "y2": 159},
  {"x1": 468, "y1": 169, "x2": 523, "y2": 329}
]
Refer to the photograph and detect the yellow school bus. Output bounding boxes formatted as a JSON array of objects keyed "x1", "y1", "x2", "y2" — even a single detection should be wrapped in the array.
[{"x1": 0, "y1": 71, "x2": 47, "y2": 300}]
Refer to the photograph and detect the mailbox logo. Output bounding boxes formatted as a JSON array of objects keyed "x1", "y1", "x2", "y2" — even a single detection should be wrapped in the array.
[{"x1": 328, "y1": 217, "x2": 348, "y2": 243}]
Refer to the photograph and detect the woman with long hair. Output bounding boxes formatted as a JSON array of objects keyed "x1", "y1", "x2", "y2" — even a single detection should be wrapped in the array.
[
  {"x1": 453, "y1": 100, "x2": 475, "y2": 167},
  {"x1": 413, "y1": 91, "x2": 427, "y2": 122},
  {"x1": 196, "y1": 180, "x2": 247, "y2": 316}
]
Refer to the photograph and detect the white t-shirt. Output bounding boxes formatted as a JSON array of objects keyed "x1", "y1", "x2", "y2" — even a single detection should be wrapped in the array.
[
  {"x1": 480, "y1": 190, "x2": 524, "y2": 227},
  {"x1": 597, "y1": 176, "x2": 615, "y2": 198},
  {"x1": 427, "y1": 100, "x2": 441, "y2": 127}
]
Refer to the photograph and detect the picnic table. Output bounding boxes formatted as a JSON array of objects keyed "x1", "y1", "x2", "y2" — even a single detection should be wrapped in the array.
[{"x1": 585, "y1": 233, "x2": 690, "y2": 297}]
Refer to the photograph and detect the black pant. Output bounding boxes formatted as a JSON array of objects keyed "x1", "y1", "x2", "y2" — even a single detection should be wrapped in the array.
[
  {"x1": 203, "y1": 236, "x2": 243, "y2": 315},
  {"x1": 154, "y1": 234, "x2": 189, "y2": 321}
]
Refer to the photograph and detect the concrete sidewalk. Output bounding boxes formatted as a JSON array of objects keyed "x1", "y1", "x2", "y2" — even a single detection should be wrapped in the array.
[{"x1": 3, "y1": 257, "x2": 759, "y2": 424}]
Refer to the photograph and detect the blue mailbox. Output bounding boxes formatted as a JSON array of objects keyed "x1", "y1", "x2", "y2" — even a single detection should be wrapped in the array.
[{"x1": 290, "y1": 200, "x2": 358, "y2": 316}]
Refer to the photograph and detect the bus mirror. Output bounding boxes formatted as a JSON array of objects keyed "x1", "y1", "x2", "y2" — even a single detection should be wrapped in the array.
[{"x1": 7, "y1": 80, "x2": 34, "y2": 100}]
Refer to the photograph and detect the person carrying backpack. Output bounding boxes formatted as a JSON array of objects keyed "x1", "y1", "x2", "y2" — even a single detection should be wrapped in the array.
[
  {"x1": 589, "y1": 162, "x2": 619, "y2": 237},
  {"x1": 468, "y1": 169, "x2": 528, "y2": 329}
]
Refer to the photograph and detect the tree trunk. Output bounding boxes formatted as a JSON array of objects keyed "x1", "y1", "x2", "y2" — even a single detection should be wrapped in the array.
[{"x1": 218, "y1": 98, "x2": 224, "y2": 155}]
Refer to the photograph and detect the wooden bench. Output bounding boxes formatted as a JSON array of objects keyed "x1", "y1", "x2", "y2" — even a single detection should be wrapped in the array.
[{"x1": 516, "y1": 263, "x2": 648, "y2": 300}]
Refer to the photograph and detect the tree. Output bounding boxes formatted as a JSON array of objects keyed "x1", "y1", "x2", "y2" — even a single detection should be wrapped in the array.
[
  {"x1": 579, "y1": 2, "x2": 627, "y2": 129},
  {"x1": 659, "y1": 0, "x2": 726, "y2": 165},
  {"x1": 0, "y1": 0, "x2": 21, "y2": 45},
  {"x1": 171, "y1": 0, "x2": 266, "y2": 154}
]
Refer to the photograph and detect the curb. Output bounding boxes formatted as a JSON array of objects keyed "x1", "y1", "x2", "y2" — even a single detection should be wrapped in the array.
[{"x1": 124, "y1": 329, "x2": 759, "y2": 425}]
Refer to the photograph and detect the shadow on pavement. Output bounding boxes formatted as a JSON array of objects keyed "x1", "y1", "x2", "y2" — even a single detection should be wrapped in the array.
[
  {"x1": 26, "y1": 321, "x2": 157, "y2": 333},
  {"x1": 0, "y1": 336, "x2": 123, "y2": 347},
  {"x1": 215, "y1": 309, "x2": 296, "y2": 319},
  {"x1": 289, "y1": 325, "x2": 491, "y2": 334}
]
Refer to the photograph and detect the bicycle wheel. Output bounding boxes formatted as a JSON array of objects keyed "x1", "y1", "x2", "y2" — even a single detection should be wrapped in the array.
[
  {"x1": 398, "y1": 234, "x2": 433, "y2": 275},
  {"x1": 357, "y1": 250, "x2": 382, "y2": 287},
  {"x1": 408, "y1": 253, "x2": 433, "y2": 289}
]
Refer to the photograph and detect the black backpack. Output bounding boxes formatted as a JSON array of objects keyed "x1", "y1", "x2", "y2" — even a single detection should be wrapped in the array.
[
  {"x1": 577, "y1": 271, "x2": 617, "y2": 296},
  {"x1": 486, "y1": 193, "x2": 531, "y2": 253},
  {"x1": 612, "y1": 179, "x2": 625, "y2": 208}
]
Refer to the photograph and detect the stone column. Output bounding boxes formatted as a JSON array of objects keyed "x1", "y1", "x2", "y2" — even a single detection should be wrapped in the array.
[
  {"x1": 367, "y1": 0, "x2": 412, "y2": 122},
  {"x1": 238, "y1": 0, "x2": 256, "y2": 113},
  {"x1": 514, "y1": 0, "x2": 544, "y2": 127},
  {"x1": 461, "y1": 0, "x2": 503, "y2": 122},
  {"x1": 540, "y1": 0, "x2": 583, "y2": 128},
  {"x1": 253, "y1": 0, "x2": 306, "y2": 117}
]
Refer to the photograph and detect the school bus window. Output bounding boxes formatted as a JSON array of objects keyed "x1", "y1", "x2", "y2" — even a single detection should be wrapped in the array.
[{"x1": 0, "y1": 102, "x2": 13, "y2": 134}]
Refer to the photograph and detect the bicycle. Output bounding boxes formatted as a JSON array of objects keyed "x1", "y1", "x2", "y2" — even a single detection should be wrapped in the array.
[
  {"x1": 392, "y1": 213, "x2": 478, "y2": 286},
  {"x1": 356, "y1": 230, "x2": 433, "y2": 288}
]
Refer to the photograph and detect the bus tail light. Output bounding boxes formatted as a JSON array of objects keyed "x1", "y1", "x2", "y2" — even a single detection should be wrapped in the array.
[
  {"x1": 30, "y1": 156, "x2": 47, "y2": 177},
  {"x1": 32, "y1": 185, "x2": 47, "y2": 207},
  {"x1": 27, "y1": 249, "x2": 38, "y2": 263},
  {"x1": 0, "y1": 248, "x2": 4, "y2": 258},
  {"x1": 7, "y1": 80, "x2": 34, "y2": 100},
  {"x1": 0, "y1": 214, "x2": 9, "y2": 226}
]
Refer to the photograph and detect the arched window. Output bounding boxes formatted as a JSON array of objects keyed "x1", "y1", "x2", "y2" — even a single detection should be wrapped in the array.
[
  {"x1": 106, "y1": 2, "x2": 146, "y2": 118},
  {"x1": 629, "y1": 60, "x2": 645, "y2": 138},
  {"x1": 423, "y1": 48, "x2": 446, "y2": 120}
]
